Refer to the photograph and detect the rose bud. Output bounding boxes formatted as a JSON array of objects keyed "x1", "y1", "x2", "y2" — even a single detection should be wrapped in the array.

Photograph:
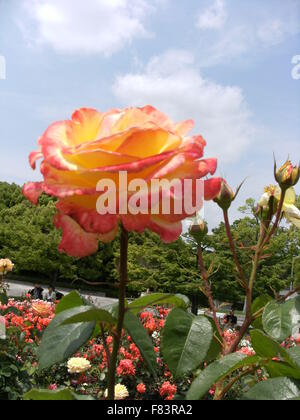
[
  {"x1": 189, "y1": 218, "x2": 208, "y2": 244},
  {"x1": 213, "y1": 179, "x2": 235, "y2": 211},
  {"x1": 275, "y1": 160, "x2": 300, "y2": 189}
]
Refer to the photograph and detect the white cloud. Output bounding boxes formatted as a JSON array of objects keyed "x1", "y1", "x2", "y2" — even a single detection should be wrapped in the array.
[
  {"x1": 196, "y1": 0, "x2": 227, "y2": 30},
  {"x1": 195, "y1": 1, "x2": 300, "y2": 66},
  {"x1": 20, "y1": 0, "x2": 156, "y2": 55},
  {"x1": 257, "y1": 18, "x2": 300, "y2": 46},
  {"x1": 113, "y1": 50, "x2": 255, "y2": 164},
  {"x1": 198, "y1": 25, "x2": 253, "y2": 67}
]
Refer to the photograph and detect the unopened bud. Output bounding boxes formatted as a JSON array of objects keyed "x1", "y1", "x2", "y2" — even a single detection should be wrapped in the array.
[
  {"x1": 214, "y1": 180, "x2": 235, "y2": 211},
  {"x1": 275, "y1": 160, "x2": 300, "y2": 189},
  {"x1": 189, "y1": 218, "x2": 208, "y2": 245}
]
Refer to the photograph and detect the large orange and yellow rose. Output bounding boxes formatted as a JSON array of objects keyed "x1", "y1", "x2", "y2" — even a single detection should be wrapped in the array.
[{"x1": 23, "y1": 106, "x2": 221, "y2": 257}]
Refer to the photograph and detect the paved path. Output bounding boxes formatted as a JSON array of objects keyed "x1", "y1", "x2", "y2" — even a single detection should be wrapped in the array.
[
  {"x1": 6, "y1": 280, "x2": 117, "y2": 308},
  {"x1": 5, "y1": 282, "x2": 250, "y2": 325}
]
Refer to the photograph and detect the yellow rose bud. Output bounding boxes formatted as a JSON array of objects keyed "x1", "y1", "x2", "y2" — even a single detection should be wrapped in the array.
[{"x1": 275, "y1": 160, "x2": 300, "y2": 189}]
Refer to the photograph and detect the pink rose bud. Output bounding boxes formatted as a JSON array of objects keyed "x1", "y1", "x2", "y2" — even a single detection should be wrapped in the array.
[{"x1": 214, "y1": 179, "x2": 235, "y2": 211}]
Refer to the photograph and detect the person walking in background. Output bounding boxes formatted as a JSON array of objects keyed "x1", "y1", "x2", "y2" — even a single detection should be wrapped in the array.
[
  {"x1": 43, "y1": 286, "x2": 56, "y2": 302},
  {"x1": 223, "y1": 310, "x2": 238, "y2": 329},
  {"x1": 29, "y1": 283, "x2": 44, "y2": 300}
]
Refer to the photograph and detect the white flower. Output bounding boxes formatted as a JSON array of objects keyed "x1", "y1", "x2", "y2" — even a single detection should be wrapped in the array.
[
  {"x1": 152, "y1": 331, "x2": 160, "y2": 340},
  {"x1": 258, "y1": 186, "x2": 300, "y2": 229},
  {"x1": 104, "y1": 384, "x2": 129, "y2": 400},
  {"x1": 67, "y1": 357, "x2": 91, "y2": 374}
]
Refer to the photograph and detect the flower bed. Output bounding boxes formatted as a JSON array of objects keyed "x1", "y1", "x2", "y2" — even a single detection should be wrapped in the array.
[
  {"x1": 1, "y1": 297, "x2": 300, "y2": 400},
  {"x1": 0, "y1": 298, "x2": 181, "y2": 400}
]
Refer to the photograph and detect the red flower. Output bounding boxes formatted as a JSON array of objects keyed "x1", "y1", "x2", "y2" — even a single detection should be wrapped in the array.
[
  {"x1": 106, "y1": 336, "x2": 113, "y2": 345},
  {"x1": 116, "y1": 359, "x2": 136, "y2": 377},
  {"x1": 137, "y1": 383, "x2": 147, "y2": 394},
  {"x1": 159, "y1": 382, "x2": 177, "y2": 400}
]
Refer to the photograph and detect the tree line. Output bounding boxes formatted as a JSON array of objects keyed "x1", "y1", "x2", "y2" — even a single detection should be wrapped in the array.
[{"x1": 0, "y1": 181, "x2": 299, "y2": 306}]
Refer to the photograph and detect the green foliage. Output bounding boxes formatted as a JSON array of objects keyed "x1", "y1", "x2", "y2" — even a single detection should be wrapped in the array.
[
  {"x1": 0, "y1": 182, "x2": 115, "y2": 289},
  {"x1": 37, "y1": 306, "x2": 96, "y2": 370},
  {"x1": 128, "y1": 293, "x2": 189, "y2": 315},
  {"x1": 125, "y1": 231, "x2": 202, "y2": 297},
  {"x1": 161, "y1": 308, "x2": 214, "y2": 378},
  {"x1": 242, "y1": 377, "x2": 300, "y2": 401},
  {"x1": 0, "y1": 328, "x2": 35, "y2": 400},
  {"x1": 186, "y1": 353, "x2": 252, "y2": 400},
  {"x1": 55, "y1": 291, "x2": 85, "y2": 315},
  {"x1": 1, "y1": 182, "x2": 299, "y2": 304},
  {"x1": 24, "y1": 388, "x2": 94, "y2": 400},
  {"x1": 262, "y1": 297, "x2": 300, "y2": 342},
  {"x1": 123, "y1": 311, "x2": 158, "y2": 377}
]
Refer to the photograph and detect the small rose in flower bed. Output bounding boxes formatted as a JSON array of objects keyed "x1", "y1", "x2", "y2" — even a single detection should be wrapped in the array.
[
  {"x1": 68, "y1": 307, "x2": 181, "y2": 400},
  {"x1": 1, "y1": 298, "x2": 55, "y2": 343},
  {"x1": 0, "y1": 297, "x2": 56, "y2": 399}
]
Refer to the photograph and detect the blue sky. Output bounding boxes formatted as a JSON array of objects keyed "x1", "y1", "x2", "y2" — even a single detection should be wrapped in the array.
[{"x1": 0, "y1": 0, "x2": 299, "y2": 227}]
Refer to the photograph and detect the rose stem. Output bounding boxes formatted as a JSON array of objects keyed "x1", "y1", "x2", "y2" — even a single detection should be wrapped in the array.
[
  {"x1": 197, "y1": 245, "x2": 224, "y2": 344},
  {"x1": 107, "y1": 225, "x2": 128, "y2": 400}
]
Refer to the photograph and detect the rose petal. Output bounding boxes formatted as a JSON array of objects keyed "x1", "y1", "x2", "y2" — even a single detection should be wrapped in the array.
[
  {"x1": 29, "y1": 149, "x2": 43, "y2": 170},
  {"x1": 22, "y1": 182, "x2": 44, "y2": 205},
  {"x1": 149, "y1": 217, "x2": 182, "y2": 243},
  {"x1": 204, "y1": 178, "x2": 222, "y2": 200},
  {"x1": 54, "y1": 214, "x2": 99, "y2": 258},
  {"x1": 98, "y1": 224, "x2": 119, "y2": 243},
  {"x1": 121, "y1": 214, "x2": 150, "y2": 234}
]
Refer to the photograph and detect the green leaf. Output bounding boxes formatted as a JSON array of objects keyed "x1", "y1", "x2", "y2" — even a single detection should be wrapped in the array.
[
  {"x1": 103, "y1": 301, "x2": 128, "y2": 319},
  {"x1": 0, "y1": 293, "x2": 8, "y2": 305},
  {"x1": 62, "y1": 306, "x2": 116, "y2": 326},
  {"x1": 2, "y1": 307, "x2": 21, "y2": 316},
  {"x1": 55, "y1": 291, "x2": 84, "y2": 315},
  {"x1": 128, "y1": 293, "x2": 189, "y2": 315},
  {"x1": 266, "y1": 361, "x2": 300, "y2": 380},
  {"x1": 186, "y1": 353, "x2": 260, "y2": 400},
  {"x1": 161, "y1": 309, "x2": 213, "y2": 378},
  {"x1": 37, "y1": 307, "x2": 95, "y2": 370},
  {"x1": 262, "y1": 297, "x2": 300, "y2": 342},
  {"x1": 288, "y1": 346, "x2": 300, "y2": 369},
  {"x1": 24, "y1": 388, "x2": 94, "y2": 401},
  {"x1": 123, "y1": 311, "x2": 157, "y2": 377},
  {"x1": 252, "y1": 295, "x2": 272, "y2": 314},
  {"x1": 242, "y1": 377, "x2": 300, "y2": 400},
  {"x1": 251, "y1": 295, "x2": 272, "y2": 329},
  {"x1": 204, "y1": 317, "x2": 222, "y2": 363},
  {"x1": 250, "y1": 330, "x2": 297, "y2": 368}
]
